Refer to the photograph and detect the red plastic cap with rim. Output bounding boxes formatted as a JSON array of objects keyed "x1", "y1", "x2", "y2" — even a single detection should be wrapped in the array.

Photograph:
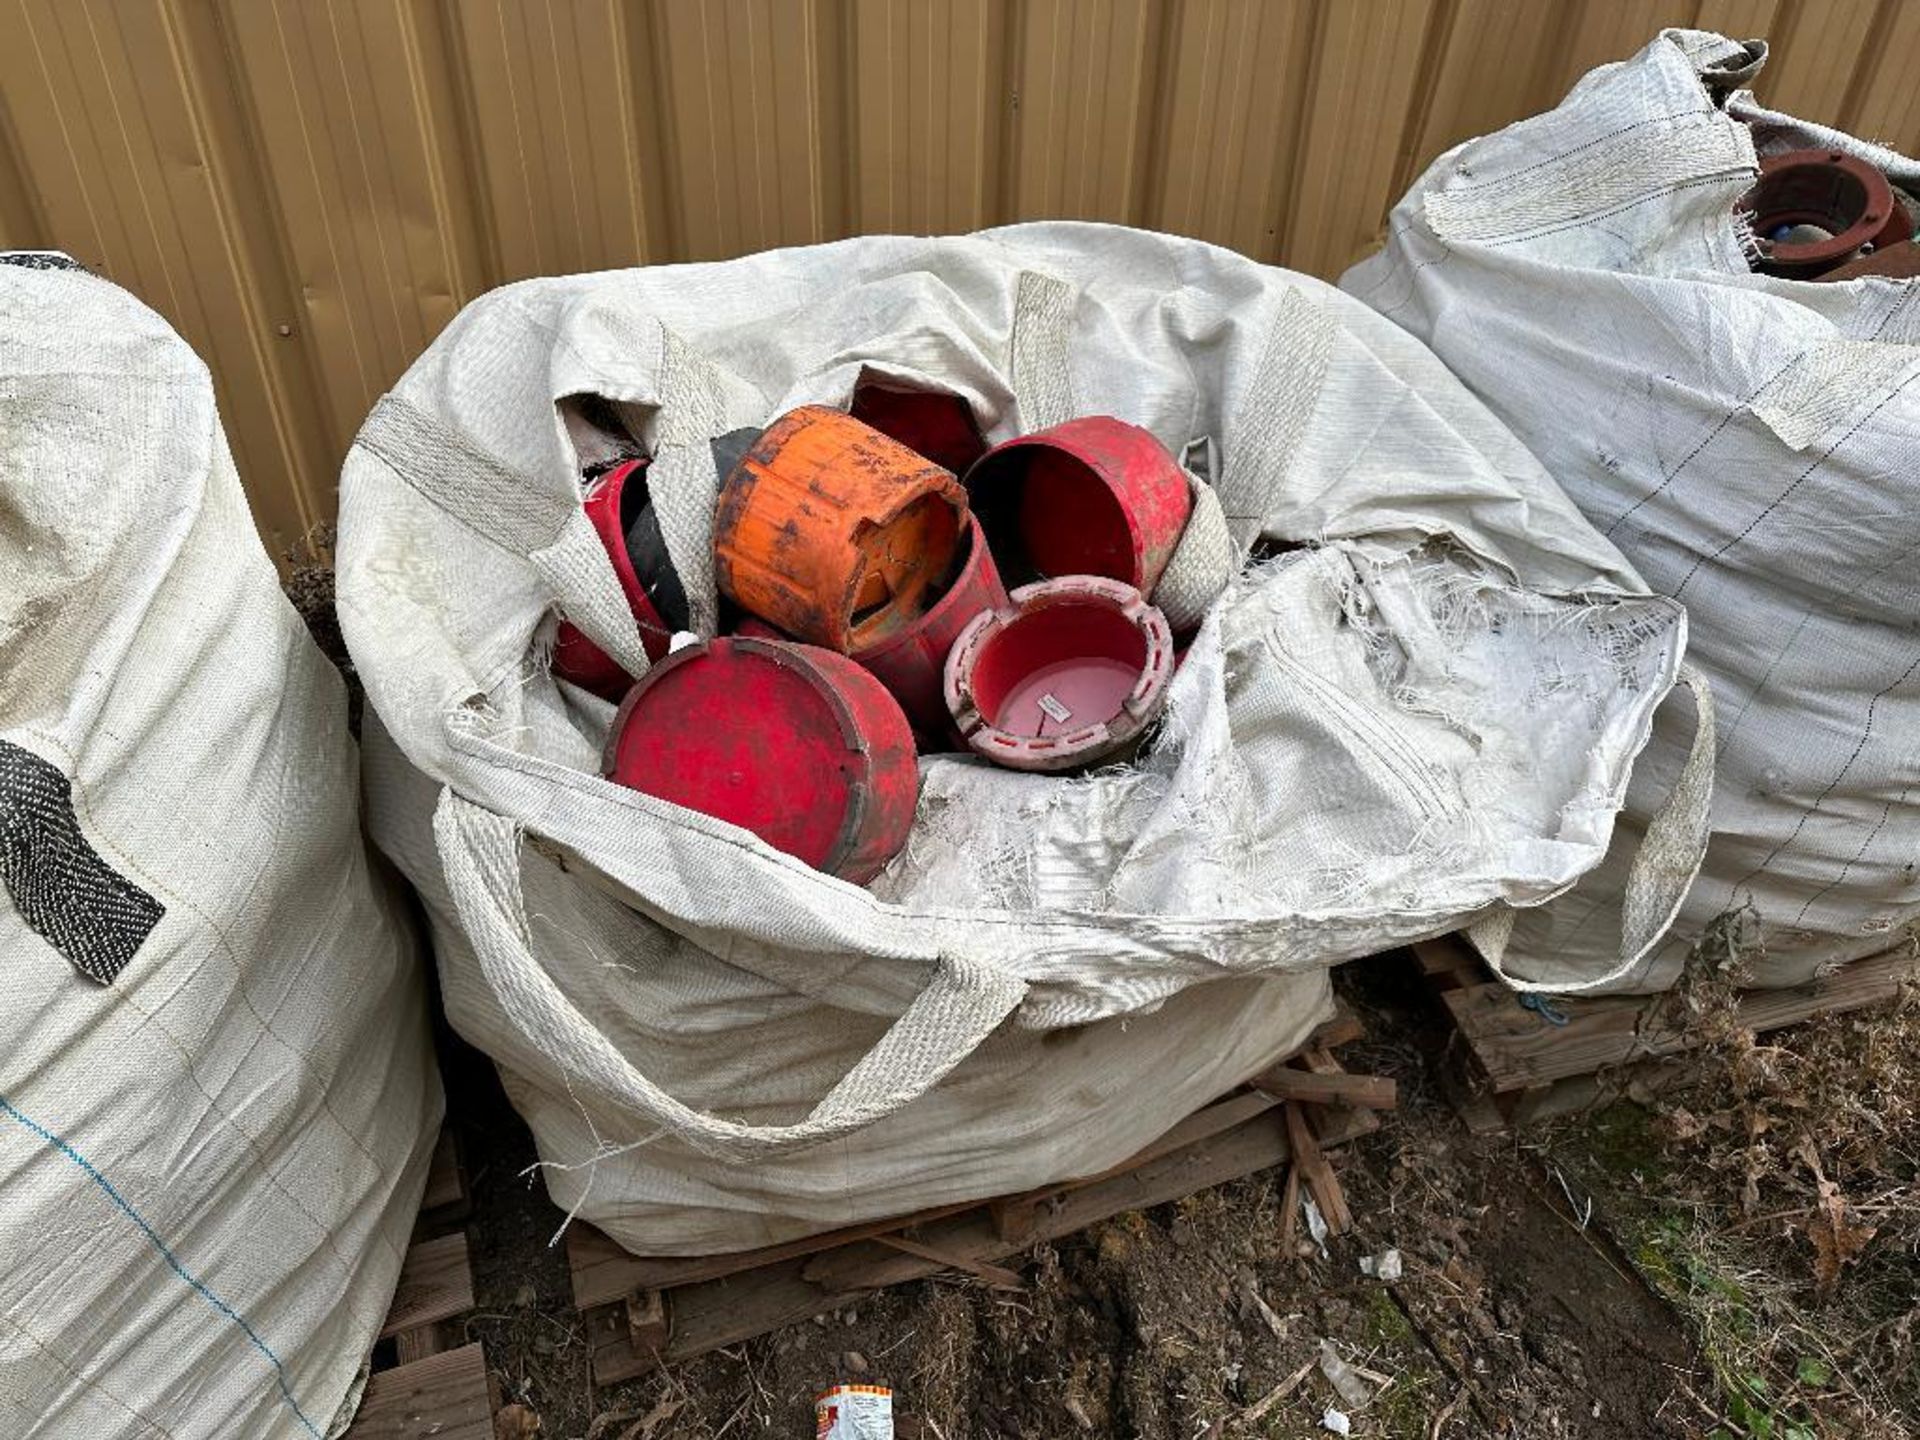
[
  {"x1": 964, "y1": 417, "x2": 1191, "y2": 594},
  {"x1": 850, "y1": 381, "x2": 989, "y2": 477},
  {"x1": 1741, "y1": 149, "x2": 1914, "y2": 279},
  {"x1": 852, "y1": 513, "x2": 1009, "y2": 743},
  {"x1": 603, "y1": 636, "x2": 918, "y2": 884},
  {"x1": 551, "y1": 459, "x2": 672, "y2": 701},
  {"x1": 944, "y1": 575, "x2": 1174, "y2": 773}
]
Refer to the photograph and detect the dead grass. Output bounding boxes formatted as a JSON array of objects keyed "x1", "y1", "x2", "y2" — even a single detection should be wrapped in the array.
[{"x1": 1549, "y1": 913, "x2": 1920, "y2": 1440}]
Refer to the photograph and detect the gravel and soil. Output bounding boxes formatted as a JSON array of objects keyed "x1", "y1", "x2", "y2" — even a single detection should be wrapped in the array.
[{"x1": 449, "y1": 949, "x2": 1918, "y2": 1440}]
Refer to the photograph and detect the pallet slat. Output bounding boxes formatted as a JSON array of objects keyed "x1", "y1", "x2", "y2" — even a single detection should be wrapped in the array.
[
  {"x1": 564, "y1": 1088, "x2": 1283, "y2": 1307},
  {"x1": 568, "y1": 1014, "x2": 1380, "y2": 1384},
  {"x1": 380, "y1": 1232, "x2": 475, "y2": 1339},
  {"x1": 420, "y1": 1128, "x2": 466, "y2": 1216},
  {"x1": 1253, "y1": 1066, "x2": 1397, "y2": 1110},
  {"x1": 344, "y1": 1343, "x2": 493, "y2": 1440},
  {"x1": 1414, "y1": 935, "x2": 1920, "y2": 1130},
  {"x1": 1284, "y1": 1101, "x2": 1353, "y2": 1233},
  {"x1": 583, "y1": 1100, "x2": 1377, "y2": 1384},
  {"x1": 1429, "y1": 938, "x2": 1920, "y2": 1090},
  {"x1": 587, "y1": 1111, "x2": 1292, "y2": 1382},
  {"x1": 567, "y1": 1195, "x2": 990, "y2": 1305}
]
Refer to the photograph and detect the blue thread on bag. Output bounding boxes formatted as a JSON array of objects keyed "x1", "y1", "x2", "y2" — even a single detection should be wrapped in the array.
[{"x1": 0, "y1": 1095, "x2": 321, "y2": 1438}]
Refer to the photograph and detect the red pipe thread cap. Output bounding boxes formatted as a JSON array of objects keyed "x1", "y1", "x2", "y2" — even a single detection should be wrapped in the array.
[
  {"x1": 731, "y1": 615, "x2": 794, "y2": 642},
  {"x1": 944, "y1": 575, "x2": 1174, "y2": 773},
  {"x1": 551, "y1": 459, "x2": 673, "y2": 701},
  {"x1": 849, "y1": 381, "x2": 989, "y2": 477},
  {"x1": 604, "y1": 636, "x2": 918, "y2": 884},
  {"x1": 1740, "y1": 149, "x2": 1913, "y2": 278},
  {"x1": 964, "y1": 417, "x2": 1191, "y2": 594},
  {"x1": 853, "y1": 513, "x2": 1010, "y2": 743}
]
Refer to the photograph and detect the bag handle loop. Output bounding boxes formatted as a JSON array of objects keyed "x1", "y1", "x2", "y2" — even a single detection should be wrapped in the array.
[
  {"x1": 1467, "y1": 663, "x2": 1717, "y2": 994},
  {"x1": 431, "y1": 787, "x2": 1029, "y2": 1159}
]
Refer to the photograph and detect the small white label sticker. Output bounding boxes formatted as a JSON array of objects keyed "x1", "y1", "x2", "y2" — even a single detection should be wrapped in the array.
[{"x1": 1036, "y1": 693, "x2": 1073, "y2": 724}]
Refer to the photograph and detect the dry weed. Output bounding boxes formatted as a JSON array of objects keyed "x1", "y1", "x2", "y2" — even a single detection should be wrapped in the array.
[{"x1": 1564, "y1": 911, "x2": 1920, "y2": 1438}]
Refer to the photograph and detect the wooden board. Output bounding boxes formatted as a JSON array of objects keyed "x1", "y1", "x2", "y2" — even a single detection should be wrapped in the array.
[
  {"x1": 420, "y1": 1128, "x2": 467, "y2": 1219},
  {"x1": 343, "y1": 1343, "x2": 493, "y2": 1440},
  {"x1": 380, "y1": 1233, "x2": 475, "y2": 1340},
  {"x1": 563, "y1": 1085, "x2": 1296, "y2": 1306},
  {"x1": 580, "y1": 1095, "x2": 1378, "y2": 1384},
  {"x1": 1253, "y1": 1067, "x2": 1397, "y2": 1109},
  {"x1": 568, "y1": 1015, "x2": 1380, "y2": 1382},
  {"x1": 567, "y1": 1196, "x2": 991, "y2": 1306},
  {"x1": 1414, "y1": 934, "x2": 1920, "y2": 1130}
]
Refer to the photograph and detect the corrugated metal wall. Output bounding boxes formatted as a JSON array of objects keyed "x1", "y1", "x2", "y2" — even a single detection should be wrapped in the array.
[{"x1": 5, "y1": 0, "x2": 1915, "y2": 557}]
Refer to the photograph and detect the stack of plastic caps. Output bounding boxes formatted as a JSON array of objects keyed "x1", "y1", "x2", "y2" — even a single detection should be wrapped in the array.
[
  {"x1": 557, "y1": 382, "x2": 1198, "y2": 882},
  {"x1": 951, "y1": 417, "x2": 1186, "y2": 772}
]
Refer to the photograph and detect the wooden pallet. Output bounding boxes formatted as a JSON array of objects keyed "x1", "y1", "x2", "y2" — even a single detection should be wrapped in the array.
[
  {"x1": 344, "y1": 1130, "x2": 498, "y2": 1439},
  {"x1": 1415, "y1": 933, "x2": 1920, "y2": 1132},
  {"x1": 566, "y1": 1015, "x2": 1386, "y2": 1384}
]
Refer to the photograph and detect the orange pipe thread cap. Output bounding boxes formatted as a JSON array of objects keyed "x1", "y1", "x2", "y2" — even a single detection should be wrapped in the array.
[{"x1": 715, "y1": 406, "x2": 968, "y2": 653}]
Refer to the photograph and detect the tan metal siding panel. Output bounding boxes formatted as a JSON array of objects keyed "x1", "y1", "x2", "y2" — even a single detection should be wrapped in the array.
[
  {"x1": 220, "y1": 0, "x2": 485, "y2": 461},
  {"x1": 1006, "y1": 0, "x2": 1163, "y2": 223},
  {"x1": 1695, "y1": 0, "x2": 1782, "y2": 39},
  {"x1": 849, "y1": 0, "x2": 1006, "y2": 234},
  {"x1": 449, "y1": 0, "x2": 659, "y2": 279},
  {"x1": 645, "y1": 0, "x2": 845, "y2": 260},
  {"x1": 1550, "y1": 2, "x2": 1705, "y2": 98},
  {"x1": 1402, "y1": 0, "x2": 1568, "y2": 183},
  {"x1": 0, "y1": 1, "x2": 1910, "y2": 542},
  {"x1": 0, "y1": 102, "x2": 49, "y2": 251},
  {"x1": 154, "y1": 0, "x2": 343, "y2": 555},
  {"x1": 1147, "y1": 0, "x2": 1315, "y2": 261},
  {"x1": 1284, "y1": 0, "x2": 1441, "y2": 278},
  {"x1": 1845, "y1": 1, "x2": 1920, "y2": 156},
  {"x1": 1, "y1": 0, "x2": 335, "y2": 554},
  {"x1": 1754, "y1": 0, "x2": 1881, "y2": 119}
]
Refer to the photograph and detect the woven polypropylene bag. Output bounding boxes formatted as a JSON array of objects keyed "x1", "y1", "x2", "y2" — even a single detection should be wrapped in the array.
[
  {"x1": 1345, "y1": 30, "x2": 1920, "y2": 993},
  {"x1": 0, "y1": 257, "x2": 442, "y2": 1439},
  {"x1": 339, "y1": 224, "x2": 1699, "y2": 1253}
]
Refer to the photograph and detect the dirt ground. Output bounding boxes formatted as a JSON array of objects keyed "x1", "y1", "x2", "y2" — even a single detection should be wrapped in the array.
[{"x1": 449, "y1": 958, "x2": 1719, "y2": 1440}]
